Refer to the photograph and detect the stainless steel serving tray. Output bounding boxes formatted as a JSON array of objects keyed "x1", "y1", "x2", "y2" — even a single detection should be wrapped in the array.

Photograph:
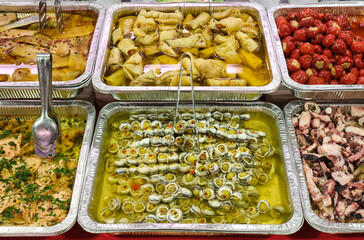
[
  {"x1": 267, "y1": 2, "x2": 364, "y2": 100},
  {"x1": 0, "y1": 100, "x2": 96, "y2": 236},
  {"x1": 92, "y1": 2, "x2": 281, "y2": 101},
  {"x1": 78, "y1": 101, "x2": 303, "y2": 235},
  {"x1": 284, "y1": 100, "x2": 364, "y2": 233},
  {"x1": 0, "y1": 1, "x2": 105, "y2": 99}
]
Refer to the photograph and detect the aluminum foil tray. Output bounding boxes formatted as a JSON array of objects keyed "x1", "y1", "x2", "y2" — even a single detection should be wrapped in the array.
[
  {"x1": 78, "y1": 101, "x2": 303, "y2": 235},
  {"x1": 267, "y1": 2, "x2": 364, "y2": 100},
  {"x1": 0, "y1": 1, "x2": 105, "y2": 99},
  {"x1": 0, "y1": 100, "x2": 96, "y2": 236},
  {"x1": 92, "y1": 2, "x2": 281, "y2": 101},
  {"x1": 284, "y1": 100, "x2": 364, "y2": 233}
]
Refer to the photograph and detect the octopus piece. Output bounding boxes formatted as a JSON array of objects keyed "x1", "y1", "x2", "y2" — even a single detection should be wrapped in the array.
[
  {"x1": 351, "y1": 106, "x2": 364, "y2": 118},
  {"x1": 322, "y1": 195, "x2": 332, "y2": 207},
  {"x1": 318, "y1": 143, "x2": 345, "y2": 167},
  {"x1": 292, "y1": 117, "x2": 298, "y2": 127},
  {"x1": 323, "y1": 107, "x2": 333, "y2": 115},
  {"x1": 345, "y1": 126, "x2": 364, "y2": 137},
  {"x1": 347, "y1": 149, "x2": 364, "y2": 163},
  {"x1": 344, "y1": 202, "x2": 359, "y2": 216},
  {"x1": 311, "y1": 118, "x2": 321, "y2": 129},
  {"x1": 318, "y1": 115, "x2": 331, "y2": 123},
  {"x1": 299, "y1": 111, "x2": 311, "y2": 131},
  {"x1": 358, "y1": 116, "x2": 364, "y2": 127},
  {"x1": 350, "y1": 188, "x2": 364, "y2": 201},
  {"x1": 331, "y1": 171, "x2": 354, "y2": 186},
  {"x1": 303, "y1": 161, "x2": 323, "y2": 202},
  {"x1": 331, "y1": 134, "x2": 346, "y2": 145},
  {"x1": 354, "y1": 209, "x2": 364, "y2": 220},
  {"x1": 324, "y1": 179, "x2": 336, "y2": 197},
  {"x1": 304, "y1": 101, "x2": 321, "y2": 114},
  {"x1": 335, "y1": 200, "x2": 346, "y2": 217}
]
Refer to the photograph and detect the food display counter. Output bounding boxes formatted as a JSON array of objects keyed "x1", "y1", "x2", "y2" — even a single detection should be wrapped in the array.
[{"x1": 0, "y1": 0, "x2": 363, "y2": 239}]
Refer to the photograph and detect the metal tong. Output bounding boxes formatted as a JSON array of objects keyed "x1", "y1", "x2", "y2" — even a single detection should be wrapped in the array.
[
  {"x1": 32, "y1": 53, "x2": 61, "y2": 158},
  {"x1": 170, "y1": 53, "x2": 200, "y2": 153},
  {"x1": 38, "y1": 0, "x2": 64, "y2": 33}
]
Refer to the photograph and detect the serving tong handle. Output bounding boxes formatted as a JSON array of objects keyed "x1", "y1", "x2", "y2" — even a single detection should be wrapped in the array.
[
  {"x1": 38, "y1": 0, "x2": 64, "y2": 33},
  {"x1": 54, "y1": 0, "x2": 64, "y2": 34},
  {"x1": 38, "y1": 53, "x2": 54, "y2": 119},
  {"x1": 170, "y1": 53, "x2": 200, "y2": 153},
  {"x1": 38, "y1": 0, "x2": 47, "y2": 31}
]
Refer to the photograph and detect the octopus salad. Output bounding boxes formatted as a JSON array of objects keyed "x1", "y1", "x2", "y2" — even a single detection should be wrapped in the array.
[
  {"x1": 104, "y1": 7, "x2": 271, "y2": 87},
  {"x1": 293, "y1": 102, "x2": 364, "y2": 222},
  {"x1": 95, "y1": 110, "x2": 291, "y2": 225}
]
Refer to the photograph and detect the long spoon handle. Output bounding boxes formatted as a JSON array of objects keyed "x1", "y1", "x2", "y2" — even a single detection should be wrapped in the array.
[{"x1": 36, "y1": 53, "x2": 53, "y2": 118}]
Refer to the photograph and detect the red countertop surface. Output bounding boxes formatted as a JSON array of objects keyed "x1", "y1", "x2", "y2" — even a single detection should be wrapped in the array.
[{"x1": 2, "y1": 221, "x2": 363, "y2": 239}]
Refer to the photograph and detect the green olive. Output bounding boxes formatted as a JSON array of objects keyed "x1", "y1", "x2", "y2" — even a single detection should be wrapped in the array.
[
  {"x1": 248, "y1": 206, "x2": 258, "y2": 215},
  {"x1": 167, "y1": 184, "x2": 176, "y2": 193},
  {"x1": 123, "y1": 203, "x2": 133, "y2": 213},
  {"x1": 221, "y1": 163, "x2": 229, "y2": 171},
  {"x1": 203, "y1": 189, "x2": 212, "y2": 198},
  {"x1": 221, "y1": 190, "x2": 231, "y2": 199},
  {"x1": 250, "y1": 177, "x2": 258, "y2": 185},
  {"x1": 165, "y1": 173, "x2": 174, "y2": 181},
  {"x1": 215, "y1": 179, "x2": 223, "y2": 187},
  {"x1": 185, "y1": 173, "x2": 194, "y2": 182},
  {"x1": 226, "y1": 172, "x2": 235, "y2": 180}
]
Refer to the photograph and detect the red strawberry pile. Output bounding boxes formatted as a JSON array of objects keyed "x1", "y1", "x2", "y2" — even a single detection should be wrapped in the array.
[{"x1": 277, "y1": 8, "x2": 364, "y2": 85}]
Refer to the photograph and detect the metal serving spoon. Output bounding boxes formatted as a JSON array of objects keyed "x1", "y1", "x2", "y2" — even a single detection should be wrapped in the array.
[{"x1": 32, "y1": 53, "x2": 60, "y2": 158}]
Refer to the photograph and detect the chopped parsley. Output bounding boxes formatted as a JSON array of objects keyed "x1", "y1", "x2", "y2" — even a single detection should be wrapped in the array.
[
  {"x1": 54, "y1": 167, "x2": 75, "y2": 177},
  {"x1": 0, "y1": 130, "x2": 10, "y2": 140},
  {"x1": 24, "y1": 183, "x2": 39, "y2": 195},
  {"x1": 0, "y1": 157, "x2": 16, "y2": 172},
  {"x1": 1, "y1": 207, "x2": 20, "y2": 221},
  {"x1": 0, "y1": 147, "x2": 5, "y2": 155},
  {"x1": 13, "y1": 166, "x2": 31, "y2": 188},
  {"x1": 23, "y1": 132, "x2": 31, "y2": 144}
]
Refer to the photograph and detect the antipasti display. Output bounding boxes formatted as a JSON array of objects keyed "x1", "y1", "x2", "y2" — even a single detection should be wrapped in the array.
[
  {"x1": 0, "y1": 10, "x2": 97, "y2": 82},
  {"x1": 104, "y1": 7, "x2": 271, "y2": 87}
]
